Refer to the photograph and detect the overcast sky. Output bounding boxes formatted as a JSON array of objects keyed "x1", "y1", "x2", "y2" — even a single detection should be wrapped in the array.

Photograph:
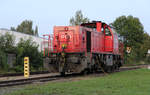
[{"x1": 0, "y1": 0, "x2": 150, "y2": 36}]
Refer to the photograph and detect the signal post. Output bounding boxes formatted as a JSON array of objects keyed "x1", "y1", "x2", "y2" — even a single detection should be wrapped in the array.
[{"x1": 24, "y1": 57, "x2": 30, "y2": 78}]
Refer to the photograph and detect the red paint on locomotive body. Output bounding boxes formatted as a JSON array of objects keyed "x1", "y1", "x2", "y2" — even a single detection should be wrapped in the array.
[
  {"x1": 53, "y1": 26, "x2": 86, "y2": 53},
  {"x1": 52, "y1": 22, "x2": 120, "y2": 55}
]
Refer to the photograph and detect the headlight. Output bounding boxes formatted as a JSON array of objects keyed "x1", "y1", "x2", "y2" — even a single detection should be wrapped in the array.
[{"x1": 62, "y1": 44, "x2": 67, "y2": 49}]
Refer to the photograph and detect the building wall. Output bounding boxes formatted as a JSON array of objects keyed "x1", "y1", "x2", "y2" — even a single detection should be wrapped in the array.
[{"x1": 0, "y1": 29, "x2": 43, "y2": 51}]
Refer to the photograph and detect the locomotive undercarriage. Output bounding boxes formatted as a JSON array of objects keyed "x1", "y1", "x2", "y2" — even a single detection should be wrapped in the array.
[
  {"x1": 43, "y1": 52, "x2": 123, "y2": 75},
  {"x1": 92, "y1": 54, "x2": 122, "y2": 73},
  {"x1": 43, "y1": 53, "x2": 89, "y2": 74}
]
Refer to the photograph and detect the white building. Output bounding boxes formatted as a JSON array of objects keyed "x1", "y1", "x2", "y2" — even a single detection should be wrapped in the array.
[{"x1": 0, "y1": 29, "x2": 43, "y2": 51}]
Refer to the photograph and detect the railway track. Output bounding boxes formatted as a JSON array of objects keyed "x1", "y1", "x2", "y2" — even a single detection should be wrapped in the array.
[
  {"x1": 0, "y1": 71, "x2": 49, "y2": 78},
  {"x1": 0, "y1": 66, "x2": 144, "y2": 88},
  {"x1": 0, "y1": 75, "x2": 60, "y2": 87}
]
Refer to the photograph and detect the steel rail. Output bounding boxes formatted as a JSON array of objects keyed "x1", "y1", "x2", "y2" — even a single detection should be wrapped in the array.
[{"x1": 0, "y1": 71, "x2": 49, "y2": 78}]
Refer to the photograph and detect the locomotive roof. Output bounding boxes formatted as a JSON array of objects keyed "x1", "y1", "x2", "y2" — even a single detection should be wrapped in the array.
[{"x1": 80, "y1": 21, "x2": 108, "y2": 28}]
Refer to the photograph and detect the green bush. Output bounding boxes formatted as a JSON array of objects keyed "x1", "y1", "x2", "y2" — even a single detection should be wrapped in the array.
[
  {"x1": 0, "y1": 33, "x2": 43, "y2": 73},
  {"x1": 15, "y1": 38, "x2": 43, "y2": 72},
  {"x1": 0, "y1": 51, "x2": 9, "y2": 70}
]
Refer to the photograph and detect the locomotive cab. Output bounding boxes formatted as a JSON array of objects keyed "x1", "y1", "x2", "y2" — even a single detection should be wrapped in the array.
[
  {"x1": 104, "y1": 26, "x2": 113, "y2": 52},
  {"x1": 81, "y1": 21, "x2": 119, "y2": 53}
]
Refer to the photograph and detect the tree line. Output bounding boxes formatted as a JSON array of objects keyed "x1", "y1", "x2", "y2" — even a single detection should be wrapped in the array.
[{"x1": 11, "y1": 20, "x2": 39, "y2": 36}]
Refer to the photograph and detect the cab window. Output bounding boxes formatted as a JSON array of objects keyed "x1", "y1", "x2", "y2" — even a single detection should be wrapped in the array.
[{"x1": 105, "y1": 27, "x2": 111, "y2": 36}]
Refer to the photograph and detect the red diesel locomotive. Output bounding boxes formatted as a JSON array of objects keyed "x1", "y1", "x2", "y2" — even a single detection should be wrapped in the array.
[{"x1": 43, "y1": 21, "x2": 124, "y2": 75}]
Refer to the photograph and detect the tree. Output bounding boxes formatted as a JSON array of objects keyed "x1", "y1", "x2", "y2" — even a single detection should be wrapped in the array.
[
  {"x1": 15, "y1": 38, "x2": 43, "y2": 72},
  {"x1": 140, "y1": 33, "x2": 150, "y2": 62},
  {"x1": 10, "y1": 20, "x2": 39, "y2": 36},
  {"x1": 111, "y1": 15, "x2": 145, "y2": 63},
  {"x1": 70, "y1": 10, "x2": 90, "y2": 26},
  {"x1": 10, "y1": 27, "x2": 16, "y2": 31},
  {"x1": 34, "y1": 26, "x2": 39, "y2": 36},
  {"x1": 111, "y1": 15, "x2": 144, "y2": 47},
  {"x1": 0, "y1": 33, "x2": 16, "y2": 70},
  {"x1": 0, "y1": 33, "x2": 15, "y2": 52}
]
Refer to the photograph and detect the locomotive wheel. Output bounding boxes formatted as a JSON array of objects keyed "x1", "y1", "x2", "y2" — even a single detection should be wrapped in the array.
[
  {"x1": 115, "y1": 64, "x2": 120, "y2": 71},
  {"x1": 104, "y1": 66, "x2": 112, "y2": 73},
  {"x1": 81, "y1": 69, "x2": 89, "y2": 75},
  {"x1": 112, "y1": 65, "x2": 116, "y2": 72},
  {"x1": 60, "y1": 72, "x2": 65, "y2": 76}
]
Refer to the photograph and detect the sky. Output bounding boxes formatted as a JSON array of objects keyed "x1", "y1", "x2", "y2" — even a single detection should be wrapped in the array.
[{"x1": 0, "y1": 0, "x2": 150, "y2": 36}]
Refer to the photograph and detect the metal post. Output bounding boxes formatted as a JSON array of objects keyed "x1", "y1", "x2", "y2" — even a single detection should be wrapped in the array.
[{"x1": 24, "y1": 57, "x2": 30, "y2": 78}]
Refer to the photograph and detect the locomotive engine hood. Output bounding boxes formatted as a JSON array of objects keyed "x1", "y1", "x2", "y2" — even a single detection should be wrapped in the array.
[{"x1": 53, "y1": 26, "x2": 82, "y2": 53}]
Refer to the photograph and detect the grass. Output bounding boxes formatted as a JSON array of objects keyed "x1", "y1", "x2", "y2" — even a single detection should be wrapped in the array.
[
  {"x1": 7, "y1": 69, "x2": 150, "y2": 95},
  {"x1": 124, "y1": 60, "x2": 149, "y2": 66}
]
